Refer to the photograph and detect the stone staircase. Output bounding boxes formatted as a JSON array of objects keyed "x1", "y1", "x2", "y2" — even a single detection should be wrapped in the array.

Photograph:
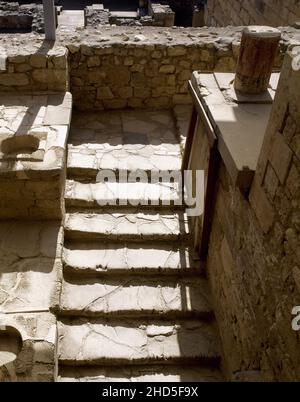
[{"x1": 56, "y1": 109, "x2": 223, "y2": 382}]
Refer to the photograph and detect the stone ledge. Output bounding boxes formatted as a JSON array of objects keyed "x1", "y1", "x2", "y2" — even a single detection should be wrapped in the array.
[{"x1": 191, "y1": 71, "x2": 278, "y2": 191}]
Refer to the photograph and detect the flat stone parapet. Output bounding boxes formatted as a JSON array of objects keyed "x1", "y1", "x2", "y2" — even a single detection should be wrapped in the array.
[
  {"x1": 0, "y1": 92, "x2": 72, "y2": 219},
  {"x1": 191, "y1": 71, "x2": 280, "y2": 191}
]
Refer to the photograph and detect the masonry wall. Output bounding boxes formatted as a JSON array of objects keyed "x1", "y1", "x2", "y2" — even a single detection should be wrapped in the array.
[
  {"x1": 206, "y1": 51, "x2": 300, "y2": 381},
  {"x1": 0, "y1": 45, "x2": 68, "y2": 92},
  {"x1": 69, "y1": 41, "x2": 235, "y2": 110},
  {"x1": 0, "y1": 27, "x2": 295, "y2": 110},
  {"x1": 67, "y1": 29, "x2": 288, "y2": 111},
  {"x1": 206, "y1": 0, "x2": 300, "y2": 27}
]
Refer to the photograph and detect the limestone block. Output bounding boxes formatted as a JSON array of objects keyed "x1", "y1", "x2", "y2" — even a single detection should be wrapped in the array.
[
  {"x1": 167, "y1": 47, "x2": 187, "y2": 57},
  {"x1": 96, "y1": 86, "x2": 114, "y2": 100},
  {"x1": 268, "y1": 133, "x2": 293, "y2": 185},
  {"x1": 29, "y1": 54, "x2": 46, "y2": 68},
  {"x1": 0, "y1": 73, "x2": 29, "y2": 86},
  {"x1": 14, "y1": 63, "x2": 32, "y2": 73},
  {"x1": 159, "y1": 65, "x2": 176, "y2": 74},
  {"x1": 250, "y1": 178, "x2": 275, "y2": 233},
  {"x1": 87, "y1": 56, "x2": 100, "y2": 67}
]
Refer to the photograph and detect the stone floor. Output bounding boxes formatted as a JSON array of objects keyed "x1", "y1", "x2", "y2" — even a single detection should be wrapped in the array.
[
  {"x1": 67, "y1": 109, "x2": 183, "y2": 179},
  {"x1": 56, "y1": 108, "x2": 223, "y2": 382}
]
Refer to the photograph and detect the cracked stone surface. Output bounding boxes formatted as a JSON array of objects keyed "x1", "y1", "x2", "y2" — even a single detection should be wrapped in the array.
[
  {"x1": 58, "y1": 106, "x2": 222, "y2": 380},
  {"x1": 67, "y1": 110, "x2": 182, "y2": 178},
  {"x1": 0, "y1": 93, "x2": 71, "y2": 173},
  {"x1": 65, "y1": 179, "x2": 182, "y2": 208},
  {"x1": 0, "y1": 93, "x2": 71, "y2": 220},
  {"x1": 58, "y1": 365, "x2": 223, "y2": 382},
  {"x1": 59, "y1": 276, "x2": 212, "y2": 317},
  {"x1": 63, "y1": 241, "x2": 202, "y2": 275},
  {"x1": 0, "y1": 222, "x2": 62, "y2": 313},
  {"x1": 0, "y1": 312, "x2": 57, "y2": 382},
  {"x1": 58, "y1": 318, "x2": 220, "y2": 364},
  {"x1": 64, "y1": 210, "x2": 189, "y2": 241}
]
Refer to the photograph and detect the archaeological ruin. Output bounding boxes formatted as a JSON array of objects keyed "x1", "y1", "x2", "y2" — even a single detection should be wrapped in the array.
[{"x1": 0, "y1": 0, "x2": 300, "y2": 383}]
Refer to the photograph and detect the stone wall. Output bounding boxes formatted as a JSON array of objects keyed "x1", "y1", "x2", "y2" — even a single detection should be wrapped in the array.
[
  {"x1": 0, "y1": 24, "x2": 296, "y2": 112},
  {"x1": 206, "y1": 0, "x2": 300, "y2": 27},
  {"x1": 66, "y1": 26, "x2": 293, "y2": 111},
  {"x1": 206, "y1": 50, "x2": 300, "y2": 381},
  {"x1": 0, "y1": 43, "x2": 68, "y2": 92},
  {"x1": 0, "y1": 26, "x2": 296, "y2": 110},
  {"x1": 0, "y1": 1, "x2": 45, "y2": 33}
]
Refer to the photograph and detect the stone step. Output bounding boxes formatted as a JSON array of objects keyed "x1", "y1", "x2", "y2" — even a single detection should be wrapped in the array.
[
  {"x1": 64, "y1": 210, "x2": 189, "y2": 242},
  {"x1": 65, "y1": 180, "x2": 182, "y2": 209},
  {"x1": 57, "y1": 365, "x2": 223, "y2": 382},
  {"x1": 58, "y1": 276, "x2": 212, "y2": 319},
  {"x1": 57, "y1": 318, "x2": 221, "y2": 366},
  {"x1": 67, "y1": 166, "x2": 181, "y2": 182},
  {"x1": 63, "y1": 242, "x2": 204, "y2": 276}
]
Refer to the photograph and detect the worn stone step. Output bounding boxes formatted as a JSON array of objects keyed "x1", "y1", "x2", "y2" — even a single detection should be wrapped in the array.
[
  {"x1": 63, "y1": 242, "x2": 204, "y2": 276},
  {"x1": 58, "y1": 276, "x2": 212, "y2": 319},
  {"x1": 64, "y1": 210, "x2": 189, "y2": 242},
  {"x1": 65, "y1": 180, "x2": 183, "y2": 209},
  {"x1": 57, "y1": 365, "x2": 223, "y2": 382},
  {"x1": 57, "y1": 318, "x2": 220, "y2": 366},
  {"x1": 67, "y1": 166, "x2": 181, "y2": 182}
]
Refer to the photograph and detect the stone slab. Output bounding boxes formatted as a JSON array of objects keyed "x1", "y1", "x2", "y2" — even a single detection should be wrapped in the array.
[
  {"x1": 57, "y1": 318, "x2": 220, "y2": 365},
  {"x1": 59, "y1": 276, "x2": 212, "y2": 318},
  {"x1": 63, "y1": 241, "x2": 204, "y2": 275},
  {"x1": 65, "y1": 180, "x2": 182, "y2": 208},
  {"x1": 64, "y1": 210, "x2": 189, "y2": 241},
  {"x1": 191, "y1": 72, "x2": 274, "y2": 190}
]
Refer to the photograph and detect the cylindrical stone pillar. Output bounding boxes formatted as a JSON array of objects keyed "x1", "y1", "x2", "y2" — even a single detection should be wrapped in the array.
[{"x1": 234, "y1": 26, "x2": 281, "y2": 94}]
